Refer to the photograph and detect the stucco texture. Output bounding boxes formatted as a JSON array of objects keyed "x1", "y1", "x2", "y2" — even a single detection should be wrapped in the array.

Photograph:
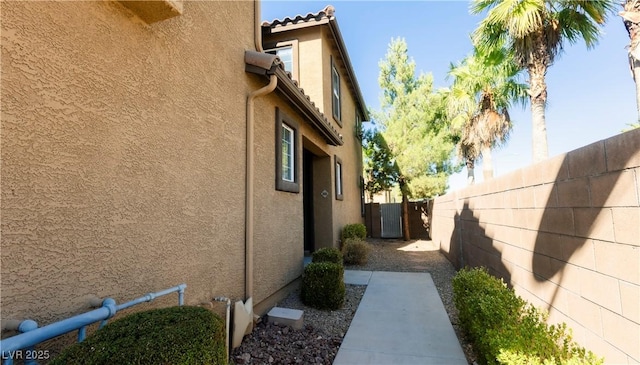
[{"x1": 1, "y1": 1, "x2": 253, "y2": 326}]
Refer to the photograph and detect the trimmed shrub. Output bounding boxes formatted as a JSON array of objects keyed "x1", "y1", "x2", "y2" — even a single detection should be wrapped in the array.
[
  {"x1": 312, "y1": 247, "x2": 343, "y2": 265},
  {"x1": 51, "y1": 306, "x2": 226, "y2": 365},
  {"x1": 452, "y1": 267, "x2": 602, "y2": 365},
  {"x1": 341, "y1": 223, "x2": 366, "y2": 242},
  {"x1": 301, "y1": 262, "x2": 345, "y2": 310},
  {"x1": 342, "y1": 238, "x2": 370, "y2": 265}
]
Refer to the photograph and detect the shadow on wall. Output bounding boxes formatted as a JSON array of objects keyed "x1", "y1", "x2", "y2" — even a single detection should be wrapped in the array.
[
  {"x1": 454, "y1": 201, "x2": 512, "y2": 285},
  {"x1": 532, "y1": 131, "x2": 637, "y2": 313},
  {"x1": 446, "y1": 129, "x2": 638, "y2": 315},
  {"x1": 440, "y1": 130, "x2": 640, "y2": 362}
]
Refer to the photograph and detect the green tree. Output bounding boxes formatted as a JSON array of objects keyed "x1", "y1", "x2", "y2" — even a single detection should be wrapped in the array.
[
  {"x1": 375, "y1": 38, "x2": 459, "y2": 239},
  {"x1": 362, "y1": 128, "x2": 400, "y2": 200},
  {"x1": 447, "y1": 46, "x2": 528, "y2": 183},
  {"x1": 471, "y1": 0, "x2": 616, "y2": 163}
]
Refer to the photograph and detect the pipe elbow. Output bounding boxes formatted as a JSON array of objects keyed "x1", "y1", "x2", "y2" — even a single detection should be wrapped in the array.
[{"x1": 18, "y1": 320, "x2": 38, "y2": 333}]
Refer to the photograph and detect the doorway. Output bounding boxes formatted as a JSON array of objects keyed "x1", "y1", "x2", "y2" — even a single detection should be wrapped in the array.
[{"x1": 303, "y1": 149, "x2": 315, "y2": 254}]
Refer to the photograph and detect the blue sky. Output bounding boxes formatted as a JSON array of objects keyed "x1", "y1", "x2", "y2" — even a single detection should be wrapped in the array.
[{"x1": 262, "y1": 1, "x2": 637, "y2": 192}]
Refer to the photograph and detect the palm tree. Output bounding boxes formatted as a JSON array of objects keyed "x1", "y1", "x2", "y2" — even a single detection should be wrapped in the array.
[
  {"x1": 447, "y1": 47, "x2": 528, "y2": 183},
  {"x1": 620, "y1": 0, "x2": 640, "y2": 121},
  {"x1": 471, "y1": 0, "x2": 616, "y2": 163}
]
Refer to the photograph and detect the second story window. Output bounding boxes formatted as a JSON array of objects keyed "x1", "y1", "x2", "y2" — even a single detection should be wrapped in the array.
[
  {"x1": 266, "y1": 45, "x2": 293, "y2": 74},
  {"x1": 331, "y1": 57, "x2": 341, "y2": 124},
  {"x1": 355, "y1": 111, "x2": 363, "y2": 142}
]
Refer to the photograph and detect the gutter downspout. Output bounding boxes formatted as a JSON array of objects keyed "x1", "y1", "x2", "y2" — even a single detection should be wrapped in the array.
[
  {"x1": 246, "y1": 0, "x2": 277, "y2": 302},
  {"x1": 235, "y1": 2, "x2": 277, "y2": 349},
  {"x1": 246, "y1": 74, "x2": 276, "y2": 303}
]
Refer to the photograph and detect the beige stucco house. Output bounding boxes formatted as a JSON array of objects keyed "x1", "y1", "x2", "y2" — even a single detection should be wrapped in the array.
[{"x1": 1, "y1": 0, "x2": 367, "y2": 348}]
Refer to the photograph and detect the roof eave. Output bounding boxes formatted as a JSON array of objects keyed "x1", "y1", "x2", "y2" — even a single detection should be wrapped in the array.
[
  {"x1": 264, "y1": 18, "x2": 330, "y2": 34},
  {"x1": 273, "y1": 67, "x2": 343, "y2": 146},
  {"x1": 245, "y1": 58, "x2": 343, "y2": 146}
]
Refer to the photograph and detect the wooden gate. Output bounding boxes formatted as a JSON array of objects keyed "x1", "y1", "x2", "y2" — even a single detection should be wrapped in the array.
[{"x1": 365, "y1": 200, "x2": 431, "y2": 239}]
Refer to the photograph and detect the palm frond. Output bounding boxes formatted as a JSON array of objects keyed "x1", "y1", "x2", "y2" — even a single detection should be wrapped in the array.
[{"x1": 556, "y1": 8, "x2": 602, "y2": 49}]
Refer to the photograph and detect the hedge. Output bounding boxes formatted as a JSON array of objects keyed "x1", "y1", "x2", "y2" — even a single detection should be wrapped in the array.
[
  {"x1": 50, "y1": 306, "x2": 226, "y2": 365},
  {"x1": 312, "y1": 247, "x2": 343, "y2": 265},
  {"x1": 452, "y1": 267, "x2": 602, "y2": 365},
  {"x1": 342, "y1": 238, "x2": 370, "y2": 265},
  {"x1": 341, "y1": 223, "x2": 366, "y2": 242},
  {"x1": 301, "y1": 262, "x2": 345, "y2": 310}
]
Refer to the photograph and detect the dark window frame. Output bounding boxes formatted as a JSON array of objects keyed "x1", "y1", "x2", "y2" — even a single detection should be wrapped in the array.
[
  {"x1": 334, "y1": 155, "x2": 343, "y2": 200},
  {"x1": 331, "y1": 56, "x2": 342, "y2": 125},
  {"x1": 275, "y1": 108, "x2": 300, "y2": 193}
]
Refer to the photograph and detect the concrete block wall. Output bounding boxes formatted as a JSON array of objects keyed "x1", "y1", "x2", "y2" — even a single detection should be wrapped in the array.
[{"x1": 431, "y1": 129, "x2": 640, "y2": 364}]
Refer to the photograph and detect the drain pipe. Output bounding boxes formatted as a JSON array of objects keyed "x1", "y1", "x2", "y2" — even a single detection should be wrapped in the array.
[
  {"x1": 246, "y1": 76, "x2": 276, "y2": 302},
  {"x1": 244, "y1": 0, "x2": 277, "y2": 325},
  {"x1": 214, "y1": 296, "x2": 231, "y2": 362},
  {"x1": 246, "y1": 0, "x2": 276, "y2": 304}
]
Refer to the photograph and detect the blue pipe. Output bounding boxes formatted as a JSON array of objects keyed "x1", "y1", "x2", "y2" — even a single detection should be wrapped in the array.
[
  {"x1": 1, "y1": 284, "x2": 186, "y2": 365},
  {"x1": 0, "y1": 302, "x2": 116, "y2": 358},
  {"x1": 116, "y1": 284, "x2": 186, "y2": 311}
]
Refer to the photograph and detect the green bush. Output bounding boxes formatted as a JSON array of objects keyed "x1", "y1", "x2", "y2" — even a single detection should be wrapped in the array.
[
  {"x1": 51, "y1": 306, "x2": 226, "y2": 365},
  {"x1": 452, "y1": 267, "x2": 602, "y2": 365},
  {"x1": 301, "y1": 262, "x2": 345, "y2": 310},
  {"x1": 312, "y1": 247, "x2": 343, "y2": 265},
  {"x1": 342, "y1": 238, "x2": 370, "y2": 265},
  {"x1": 341, "y1": 223, "x2": 366, "y2": 242}
]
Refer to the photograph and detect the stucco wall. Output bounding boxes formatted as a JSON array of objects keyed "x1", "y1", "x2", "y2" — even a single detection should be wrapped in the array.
[
  {"x1": 431, "y1": 129, "x2": 640, "y2": 363},
  {"x1": 251, "y1": 93, "x2": 332, "y2": 303},
  {"x1": 1, "y1": 0, "x2": 255, "y2": 331}
]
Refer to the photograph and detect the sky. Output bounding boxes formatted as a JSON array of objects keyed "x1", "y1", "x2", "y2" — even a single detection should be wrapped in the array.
[{"x1": 262, "y1": 0, "x2": 637, "y2": 193}]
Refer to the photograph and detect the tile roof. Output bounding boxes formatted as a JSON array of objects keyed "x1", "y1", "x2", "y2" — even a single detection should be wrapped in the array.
[
  {"x1": 261, "y1": 5, "x2": 335, "y2": 28},
  {"x1": 262, "y1": 5, "x2": 369, "y2": 121}
]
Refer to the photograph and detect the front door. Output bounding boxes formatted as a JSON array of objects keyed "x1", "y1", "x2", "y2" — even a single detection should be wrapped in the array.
[{"x1": 303, "y1": 149, "x2": 315, "y2": 253}]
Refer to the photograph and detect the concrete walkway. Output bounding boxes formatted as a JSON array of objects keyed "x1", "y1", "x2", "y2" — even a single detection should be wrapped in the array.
[{"x1": 334, "y1": 271, "x2": 468, "y2": 365}]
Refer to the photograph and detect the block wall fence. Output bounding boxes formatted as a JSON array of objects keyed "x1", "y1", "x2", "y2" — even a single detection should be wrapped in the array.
[{"x1": 431, "y1": 128, "x2": 640, "y2": 364}]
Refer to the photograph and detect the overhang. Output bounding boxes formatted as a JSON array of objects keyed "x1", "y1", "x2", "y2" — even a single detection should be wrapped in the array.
[
  {"x1": 245, "y1": 50, "x2": 343, "y2": 146},
  {"x1": 262, "y1": 6, "x2": 369, "y2": 121}
]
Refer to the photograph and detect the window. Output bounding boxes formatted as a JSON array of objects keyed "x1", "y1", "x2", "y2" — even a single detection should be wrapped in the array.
[
  {"x1": 355, "y1": 111, "x2": 363, "y2": 142},
  {"x1": 264, "y1": 40, "x2": 298, "y2": 80},
  {"x1": 275, "y1": 108, "x2": 300, "y2": 193},
  {"x1": 266, "y1": 46, "x2": 293, "y2": 74},
  {"x1": 335, "y1": 155, "x2": 343, "y2": 200},
  {"x1": 360, "y1": 176, "x2": 365, "y2": 216},
  {"x1": 281, "y1": 124, "x2": 294, "y2": 182},
  {"x1": 331, "y1": 57, "x2": 341, "y2": 124}
]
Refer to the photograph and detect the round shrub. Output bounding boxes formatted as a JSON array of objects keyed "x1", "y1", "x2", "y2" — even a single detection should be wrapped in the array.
[
  {"x1": 341, "y1": 223, "x2": 366, "y2": 242},
  {"x1": 51, "y1": 306, "x2": 226, "y2": 365},
  {"x1": 301, "y1": 262, "x2": 345, "y2": 310},
  {"x1": 342, "y1": 238, "x2": 370, "y2": 265},
  {"x1": 312, "y1": 247, "x2": 343, "y2": 265}
]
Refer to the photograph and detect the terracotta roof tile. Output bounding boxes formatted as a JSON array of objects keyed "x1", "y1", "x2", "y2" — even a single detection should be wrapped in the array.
[{"x1": 262, "y1": 5, "x2": 335, "y2": 28}]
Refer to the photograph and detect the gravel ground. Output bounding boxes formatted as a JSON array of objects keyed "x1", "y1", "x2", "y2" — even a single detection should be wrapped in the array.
[{"x1": 231, "y1": 238, "x2": 476, "y2": 365}]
